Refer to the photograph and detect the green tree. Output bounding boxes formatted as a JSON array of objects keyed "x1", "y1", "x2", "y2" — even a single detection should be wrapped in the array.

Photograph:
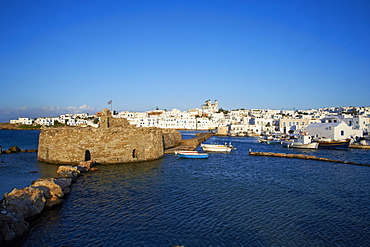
[{"x1": 218, "y1": 108, "x2": 229, "y2": 114}]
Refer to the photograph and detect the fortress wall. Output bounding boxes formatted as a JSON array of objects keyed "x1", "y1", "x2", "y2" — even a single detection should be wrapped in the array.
[
  {"x1": 38, "y1": 126, "x2": 165, "y2": 164},
  {"x1": 109, "y1": 117, "x2": 131, "y2": 128},
  {"x1": 161, "y1": 129, "x2": 182, "y2": 149}
]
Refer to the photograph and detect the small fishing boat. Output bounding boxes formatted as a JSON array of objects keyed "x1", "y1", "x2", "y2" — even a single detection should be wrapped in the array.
[
  {"x1": 317, "y1": 139, "x2": 350, "y2": 150},
  {"x1": 349, "y1": 137, "x2": 370, "y2": 149},
  {"x1": 287, "y1": 135, "x2": 318, "y2": 149},
  {"x1": 201, "y1": 142, "x2": 235, "y2": 152},
  {"x1": 177, "y1": 153, "x2": 209, "y2": 159},
  {"x1": 258, "y1": 136, "x2": 272, "y2": 143},
  {"x1": 267, "y1": 139, "x2": 283, "y2": 145},
  {"x1": 258, "y1": 135, "x2": 283, "y2": 145},
  {"x1": 174, "y1": 151, "x2": 198, "y2": 155}
]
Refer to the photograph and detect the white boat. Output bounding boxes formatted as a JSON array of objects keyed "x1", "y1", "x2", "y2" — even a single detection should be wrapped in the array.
[
  {"x1": 258, "y1": 136, "x2": 283, "y2": 145},
  {"x1": 175, "y1": 151, "x2": 198, "y2": 155},
  {"x1": 177, "y1": 153, "x2": 209, "y2": 159},
  {"x1": 258, "y1": 136, "x2": 272, "y2": 143},
  {"x1": 267, "y1": 139, "x2": 283, "y2": 145},
  {"x1": 287, "y1": 135, "x2": 318, "y2": 149},
  {"x1": 201, "y1": 142, "x2": 235, "y2": 152}
]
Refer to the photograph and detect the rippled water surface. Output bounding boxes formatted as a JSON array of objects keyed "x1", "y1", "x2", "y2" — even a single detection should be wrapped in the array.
[{"x1": 2, "y1": 130, "x2": 370, "y2": 246}]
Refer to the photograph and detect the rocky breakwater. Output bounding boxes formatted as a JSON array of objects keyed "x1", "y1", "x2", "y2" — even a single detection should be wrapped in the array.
[
  {"x1": 1, "y1": 146, "x2": 38, "y2": 154},
  {"x1": 0, "y1": 160, "x2": 97, "y2": 245}
]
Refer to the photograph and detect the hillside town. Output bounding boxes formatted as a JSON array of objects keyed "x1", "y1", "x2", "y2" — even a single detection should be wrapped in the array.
[{"x1": 9, "y1": 100, "x2": 370, "y2": 140}]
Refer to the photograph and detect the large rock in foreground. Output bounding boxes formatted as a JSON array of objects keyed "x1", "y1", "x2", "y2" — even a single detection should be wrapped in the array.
[
  {"x1": 0, "y1": 212, "x2": 29, "y2": 243},
  {"x1": 0, "y1": 161, "x2": 97, "y2": 245},
  {"x1": 0, "y1": 174, "x2": 75, "y2": 245},
  {"x1": 2, "y1": 187, "x2": 46, "y2": 219},
  {"x1": 31, "y1": 178, "x2": 72, "y2": 208}
]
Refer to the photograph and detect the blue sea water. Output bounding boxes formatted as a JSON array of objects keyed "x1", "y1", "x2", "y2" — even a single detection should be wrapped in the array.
[
  {"x1": 0, "y1": 130, "x2": 60, "y2": 196},
  {"x1": 1, "y1": 130, "x2": 370, "y2": 246}
]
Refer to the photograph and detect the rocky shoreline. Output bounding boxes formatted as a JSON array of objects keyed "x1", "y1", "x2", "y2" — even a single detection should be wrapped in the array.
[
  {"x1": 0, "y1": 160, "x2": 98, "y2": 245},
  {"x1": 1, "y1": 146, "x2": 38, "y2": 154}
]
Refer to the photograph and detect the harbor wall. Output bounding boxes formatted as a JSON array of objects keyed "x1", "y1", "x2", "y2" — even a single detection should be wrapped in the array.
[{"x1": 179, "y1": 132, "x2": 213, "y2": 147}]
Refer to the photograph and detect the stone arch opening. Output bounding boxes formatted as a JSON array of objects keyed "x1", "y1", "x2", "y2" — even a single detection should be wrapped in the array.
[
  {"x1": 132, "y1": 149, "x2": 137, "y2": 158},
  {"x1": 85, "y1": 150, "x2": 91, "y2": 161}
]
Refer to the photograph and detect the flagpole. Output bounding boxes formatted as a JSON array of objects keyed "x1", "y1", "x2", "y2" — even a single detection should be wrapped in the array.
[{"x1": 108, "y1": 100, "x2": 112, "y2": 113}]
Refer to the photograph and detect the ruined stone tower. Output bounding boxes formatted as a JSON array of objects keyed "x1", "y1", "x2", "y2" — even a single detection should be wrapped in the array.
[{"x1": 38, "y1": 109, "x2": 181, "y2": 164}]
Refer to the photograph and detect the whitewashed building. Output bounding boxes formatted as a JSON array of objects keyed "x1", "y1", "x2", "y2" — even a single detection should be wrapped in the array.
[
  {"x1": 34, "y1": 117, "x2": 56, "y2": 126},
  {"x1": 250, "y1": 117, "x2": 276, "y2": 134},
  {"x1": 201, "y1": 100, "x2": 219, "y2": 113},
  {"x1": 305, "y1": 122, "x2": 363, "y2": 140},
  {"x1": 10, "y1": 117, "x2": 33, "y2": 125},
  {"x1": 279, "y1": 118, "x2": 320, "y2": 134}
]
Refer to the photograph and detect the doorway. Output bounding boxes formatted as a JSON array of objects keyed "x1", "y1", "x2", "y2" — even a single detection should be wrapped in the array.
[{"x1": 85, "y1": 150, "x2": 91, "y2": 161}]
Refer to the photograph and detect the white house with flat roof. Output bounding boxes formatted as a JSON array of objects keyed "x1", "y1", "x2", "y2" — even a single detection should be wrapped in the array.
[
  {"x1": 249, "y1": 117, "x2": 276, "y2": 134},
  {"x1": 34, "y1": 117, "x2": 55, "y2": 126},
  {"x1": 305, "y1": 122, "x2": 363, "y2": 140},
  {"x1": 10, "y1": 117, "x2": 33, "y2": 125},
  {"x1": 279, "y1": 118, "x2": 321, "y2": 134}
]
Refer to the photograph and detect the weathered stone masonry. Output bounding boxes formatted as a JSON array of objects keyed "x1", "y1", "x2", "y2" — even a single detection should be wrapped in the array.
[{"x1": 38, "y1": 109, "x2": 182, "y2": 164}]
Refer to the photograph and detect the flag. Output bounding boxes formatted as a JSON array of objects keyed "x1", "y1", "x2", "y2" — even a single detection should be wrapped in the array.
[{"x1": 108, "y1": 100, "x2": 112, "y2": 105}]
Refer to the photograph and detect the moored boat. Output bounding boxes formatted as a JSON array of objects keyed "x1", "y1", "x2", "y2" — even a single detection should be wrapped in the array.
[
  {"x1": 287, "y1": 135, "x2": 318, "y2": 149},
  {"x1": 200, "y1": 143, "x2": 235, "y2": 152},
  {"x1": 267, "y1": 139, "x2": 283, "y2": 145},
  {"x1": 177, "y1": 153, "x2": 209, "y2": 159},
  {"x1": 175, "y1": 151, "x2": 198, "y2": 155},
  {"x1": 317, "y1": 139, "x2": 350, "y2": 150},
  {"x1": 258, "y1": 135, "x2": 285, "y2": 145},
  {"x1": 258, "y1": 136, "x2": 272, "y2": 143}
]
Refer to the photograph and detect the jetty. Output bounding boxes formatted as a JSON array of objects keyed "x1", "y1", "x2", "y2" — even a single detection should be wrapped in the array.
[
  {"x1": 249, "y1": 151, "x2": 370, "y2": 167},
  {"x1": 165, "y1": 132, "x2": 213, "y2": 154},
  {"x1": 349, "y1": 144, "x2": 370, "y2": 149}
]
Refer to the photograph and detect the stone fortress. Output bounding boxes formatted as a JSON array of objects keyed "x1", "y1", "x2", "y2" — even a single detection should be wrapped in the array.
[{"x1": 38, "y1": 109, "x2": 182, "y2": 164}]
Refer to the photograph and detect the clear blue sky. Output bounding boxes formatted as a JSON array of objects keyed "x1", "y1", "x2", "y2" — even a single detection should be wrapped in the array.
[{"x1": 1, "y1": 0, "x2": 369, "y2": 122}]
